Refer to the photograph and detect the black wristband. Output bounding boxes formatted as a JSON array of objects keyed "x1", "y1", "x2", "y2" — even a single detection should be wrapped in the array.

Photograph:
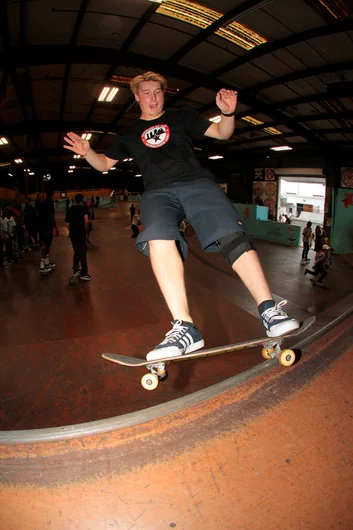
[{"x1": 221, "y1": 110, "x2": 236, "y2": 117}]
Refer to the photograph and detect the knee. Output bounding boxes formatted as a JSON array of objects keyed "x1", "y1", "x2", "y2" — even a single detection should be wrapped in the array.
[{"x1": 216, "y1": 231, "x2": 255, "y2": 267}]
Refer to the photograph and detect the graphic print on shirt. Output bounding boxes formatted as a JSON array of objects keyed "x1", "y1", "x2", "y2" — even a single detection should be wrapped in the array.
[{"x1": 141, "y1": 124, "x2": 170, "y2": 149}]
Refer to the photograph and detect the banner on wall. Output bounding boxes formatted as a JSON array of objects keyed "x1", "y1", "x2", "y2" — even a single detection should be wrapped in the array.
[
  {"x1": 254, "y1": 168, "x2": 265, "y2": 180},
  {"x1": 252, "y1": 181, "x2": 277, "y2": 217},
  {"x1": 341, "y1": 167, "x2": 353, "y2": 188},
  {"x1": 264, "y1": 168, "x2": 275, "y2": 181},
  {"x1": 253, "y1": 168, "x2": 275, "y2": 181}
]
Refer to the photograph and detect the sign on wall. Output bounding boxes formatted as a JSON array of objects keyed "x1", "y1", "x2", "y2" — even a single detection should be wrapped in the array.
[{"x1": 341, "y1": 167, "x2": 353, "y2": 188}]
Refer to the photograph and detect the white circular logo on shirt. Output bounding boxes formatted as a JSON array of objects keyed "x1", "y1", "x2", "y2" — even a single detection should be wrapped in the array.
[{"x1": 141, "y1": 124, "x2": 170, "y2": 148}]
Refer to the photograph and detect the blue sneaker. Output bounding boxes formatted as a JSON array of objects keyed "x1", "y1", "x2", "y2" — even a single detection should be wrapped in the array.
[
  {"x1": 146, "y1": 320, "x2": 205, "y2": 361},
  {"x1": 261, "y1": 300, "x2": 300, "y2": 338}
]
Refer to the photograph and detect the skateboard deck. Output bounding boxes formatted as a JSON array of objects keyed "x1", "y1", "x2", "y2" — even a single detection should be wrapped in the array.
[
  {"x1": 311, "y1": 279, "x2": 328, "y2": 289},
  {"x1": 102, "y1": 316, "x2": 316, "y2": 390}
]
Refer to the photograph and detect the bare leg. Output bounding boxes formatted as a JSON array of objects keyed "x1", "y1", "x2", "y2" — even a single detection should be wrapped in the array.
[
  {"x1": 231, "y1": 250, "x2": 272, "y2": 305},
  {"x1": 149, "y1": 240, "x2": 192, "y2": 322}
]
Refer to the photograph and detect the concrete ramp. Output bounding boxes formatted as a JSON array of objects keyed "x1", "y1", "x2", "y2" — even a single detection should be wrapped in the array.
[{"x1": 1, "y1": 314, "x2": 352, "y2": 530}]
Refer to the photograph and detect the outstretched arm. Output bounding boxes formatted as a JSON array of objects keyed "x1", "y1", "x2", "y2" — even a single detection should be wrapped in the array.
[
  {"x1": 63, "y1": 132, "x2": 117, "y2": 173},
  {"x1": 204, "y1": 88, "x2": 238, "y2": 140}
]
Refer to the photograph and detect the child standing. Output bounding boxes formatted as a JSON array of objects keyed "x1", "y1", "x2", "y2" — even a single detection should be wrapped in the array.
[{"x1": 65, "y1": 193, "x2": 91, "y2": 281}]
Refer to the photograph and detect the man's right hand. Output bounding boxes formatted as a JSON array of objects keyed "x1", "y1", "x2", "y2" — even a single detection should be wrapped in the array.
[{"x1": 63, "y1": 132, "x2": 90, "y2": 157}]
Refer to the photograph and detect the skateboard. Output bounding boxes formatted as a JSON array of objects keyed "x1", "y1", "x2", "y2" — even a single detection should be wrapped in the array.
[
  {"x1": 310, "y1": 279, "x2": 328, "y2": 289},
  {"x1": 40, "y1": 266, "x2": 55, "y2": 276},
  {"x1": 102, "y1": 316, "x2": 315, "y2": 391}
]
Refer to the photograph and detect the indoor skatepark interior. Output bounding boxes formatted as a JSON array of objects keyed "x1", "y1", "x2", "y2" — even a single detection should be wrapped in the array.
[{"x1": 1, "y1": 205, "x2": 353, "y2": 529}]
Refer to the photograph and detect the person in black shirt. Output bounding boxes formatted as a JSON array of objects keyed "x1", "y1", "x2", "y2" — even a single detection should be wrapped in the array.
[
  {"x1": 65, "y1": 193, "x2": 91, "y2": 281},
  {"x1": 129, "y1": 203, "x2": 136, "y2": 224},
  {"x1": 37, "y1": 191, "x2": 58, "y2": 274},
  {"x1": 63, "y1": 71, "x2": 300, "y2": 360}
]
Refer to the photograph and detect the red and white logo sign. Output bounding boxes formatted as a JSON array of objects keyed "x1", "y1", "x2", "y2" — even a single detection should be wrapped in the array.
[{"x1": 141, "y1": 124, "x2": 170, "y2": 148}]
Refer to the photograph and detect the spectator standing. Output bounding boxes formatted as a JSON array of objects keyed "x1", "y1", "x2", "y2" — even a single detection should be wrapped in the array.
[
  {"x1": 314, "y1": 225, "x2": 325, "y2": 252},
  {"x1": 130, "y1": 212, "x2": 140, "y2": 238},
  {"x1": 34, "y1": 192, "x2": 41, "y2": 212},
  {"x1": 3, "y1": 208, "x2": 18, "y2": 264},
  {"x1": 0, "y1": 208, "x2": 7, "y2": 270},
  {"x1": 24, "y1": 198, "x2": 39, "y2": 248},
  {"x1": 129, "y1": 203, "x2": 136, "y2": 224},
  {"x1": 301, "y1": 221, "x2": 313, "y2": 264},
  {"x1": 65, "y1": 193, "x2": 91, "y2": 281},
  {"x1": 95, "y1": 195, "x2": 100, "y2": 208},
  {"x1": 37, "y1": 191, "x2": 58, "y2": 274}
]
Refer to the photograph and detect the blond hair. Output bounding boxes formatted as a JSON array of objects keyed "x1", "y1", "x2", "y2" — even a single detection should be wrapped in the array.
[{"x1": 130, "y1": 71, "x2": 167, "y2": 95}]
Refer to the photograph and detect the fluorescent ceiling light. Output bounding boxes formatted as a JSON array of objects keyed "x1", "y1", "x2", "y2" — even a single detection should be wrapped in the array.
[
  {"x1": 263, "y1": 126, "x2": 282, "y2": 135},
  {"x1": 135, "y1": 174, "x2": 142, "y2": 177},
  {"x1": 242, "y1": 116, "x2": 282, "y2": 135},
  {"x1": 68, "y1": 170, "x2": 73, "y2": 173},
  {"x1": 73, "y1": 155, "x2": 81, "y2": 159},
  {"x1": 106, "y1": 87, "x2": 119, "y2": 102},
  {"x1": 242, "y1": 115, "x2": 263, "y2": 126},
  {"x1": 208, "y1": 155, "x2": 224, "y2": 160},
  {"x1": 14, "y1": 158, "x2": 23, "y2": 163},
  {"x1": 8, "y1": 173, "x2": 13, "y2": 176},
  {"x1": 209, "y1": 115, "x2": 222, "y2": 123},
  {"x1": 0, "y1": 137, "x2": 8, "y2": 145},
  {"x1": 69, "y1": 165, "x2": 76, "y2": 169},
  {"x1": 109, "y1": 167, "x2": 116, "y2": 170},
  {"x1": 102, "y1": 171, "x2": 109, "y2": 174},
  {"x1": 81, "y1": 133, "x2": 92, "y2": 140},
  {"x1": 98, "y1": 86, "x2": 119, "y2": 102},
  {"x1": 270, "y1": 145, "x2": 293, "y2": 151},
  {"x1": 29, "y1": 172, "x2": 34, "y2": 175},
  {"x1": 156, "y1": 0, "x2": 266, "y2": 50}
]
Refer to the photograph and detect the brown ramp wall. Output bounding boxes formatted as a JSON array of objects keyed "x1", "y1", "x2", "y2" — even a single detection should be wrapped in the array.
[{"x1": 1, "y1": 315, "x2": 353, "y2": 530}]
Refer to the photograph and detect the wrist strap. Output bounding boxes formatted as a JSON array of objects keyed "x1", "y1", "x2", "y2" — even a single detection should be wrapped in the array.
[{"x1": 221, "y1": 110, "x2": 236, "y2": 117}]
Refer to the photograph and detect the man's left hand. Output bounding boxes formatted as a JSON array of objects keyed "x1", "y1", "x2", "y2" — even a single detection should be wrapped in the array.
[{"x1": 216, "y1": 89, "x2": 238, "y2": 115}]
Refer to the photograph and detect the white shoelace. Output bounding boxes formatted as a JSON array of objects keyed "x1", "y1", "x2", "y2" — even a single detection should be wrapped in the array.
[
  {"x1": 262, "y1": 300, "x2": 288, "y2": 322},
  {"x1": 160, "y1": 320, "x2": 188, "y2": 345}
]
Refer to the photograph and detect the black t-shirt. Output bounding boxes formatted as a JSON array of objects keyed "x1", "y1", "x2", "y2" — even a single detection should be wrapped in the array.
[
  {"x1": 37, "y1": 198, "x2": 55, "y2": 230},
  {"x1": 105, "y1": 108, "x2": 213, "y2": 191},
  {"x1": 65, "y1": 205, "x2": 87, "y2": 238}
]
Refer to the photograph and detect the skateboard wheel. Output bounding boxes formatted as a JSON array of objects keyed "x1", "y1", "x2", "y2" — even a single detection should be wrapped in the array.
[
  {"x1": 279, "y1": 349, "x2": 296, "y2": 367},
  {"x1": 141, "y1": 373, "x2": 159, "y2": 390},
  {"x1": 261, "y1": 346, "x2": 275, "y2": 360}
]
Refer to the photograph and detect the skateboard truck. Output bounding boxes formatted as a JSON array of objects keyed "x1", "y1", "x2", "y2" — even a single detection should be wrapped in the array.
[
  {"x1": 261, "y1": 339, "x2": 296, "y2": 366},
  {"x1": 143, "y1": 363, "x2": 168, "y2": 390}
]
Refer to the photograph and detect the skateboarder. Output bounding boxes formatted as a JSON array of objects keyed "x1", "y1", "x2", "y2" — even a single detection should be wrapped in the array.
[
  {"x1": 304, "y1": 244, "x2": 331, "y2": 284},
  {"x1": 63, "y1": 71, "x2": 300, "y2": 361}
]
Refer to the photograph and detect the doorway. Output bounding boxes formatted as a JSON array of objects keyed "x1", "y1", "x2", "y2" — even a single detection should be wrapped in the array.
[{"x1": 277, "y1": 176, "x2": 326, "y2": 231}]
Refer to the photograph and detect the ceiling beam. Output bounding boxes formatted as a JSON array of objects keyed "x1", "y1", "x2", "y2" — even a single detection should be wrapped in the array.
[
  {"x1": 213, "y1": 18, "x2": 353, "y2": 78},
  {"x1": 250, "y1": 60, "x2": 353, "y2": 94},
  {"x1": 85, "y1": 2, "x2": 159, "y2": 122},
  {"x1": 58, "y1": 0, "x2": 90, "y2": 155}
]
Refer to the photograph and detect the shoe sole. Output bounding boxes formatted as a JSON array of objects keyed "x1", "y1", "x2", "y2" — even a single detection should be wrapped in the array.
[
  {"x1": 146, "y1": 339, "x2": 205, "y2": 362},
  {"x1": 266, "y1": 321, "x2": 300, "y2": 338}
]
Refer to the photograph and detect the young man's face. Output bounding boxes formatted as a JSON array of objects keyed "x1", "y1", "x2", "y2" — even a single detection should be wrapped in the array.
[{"x1": 135, "y1": 80, "x2": 165, "y2": 120}]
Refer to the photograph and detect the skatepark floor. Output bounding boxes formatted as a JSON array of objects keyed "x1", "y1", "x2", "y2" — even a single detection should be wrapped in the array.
[{"x1": 1, "y1": 204, "x2": 353, "y2": 430}]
